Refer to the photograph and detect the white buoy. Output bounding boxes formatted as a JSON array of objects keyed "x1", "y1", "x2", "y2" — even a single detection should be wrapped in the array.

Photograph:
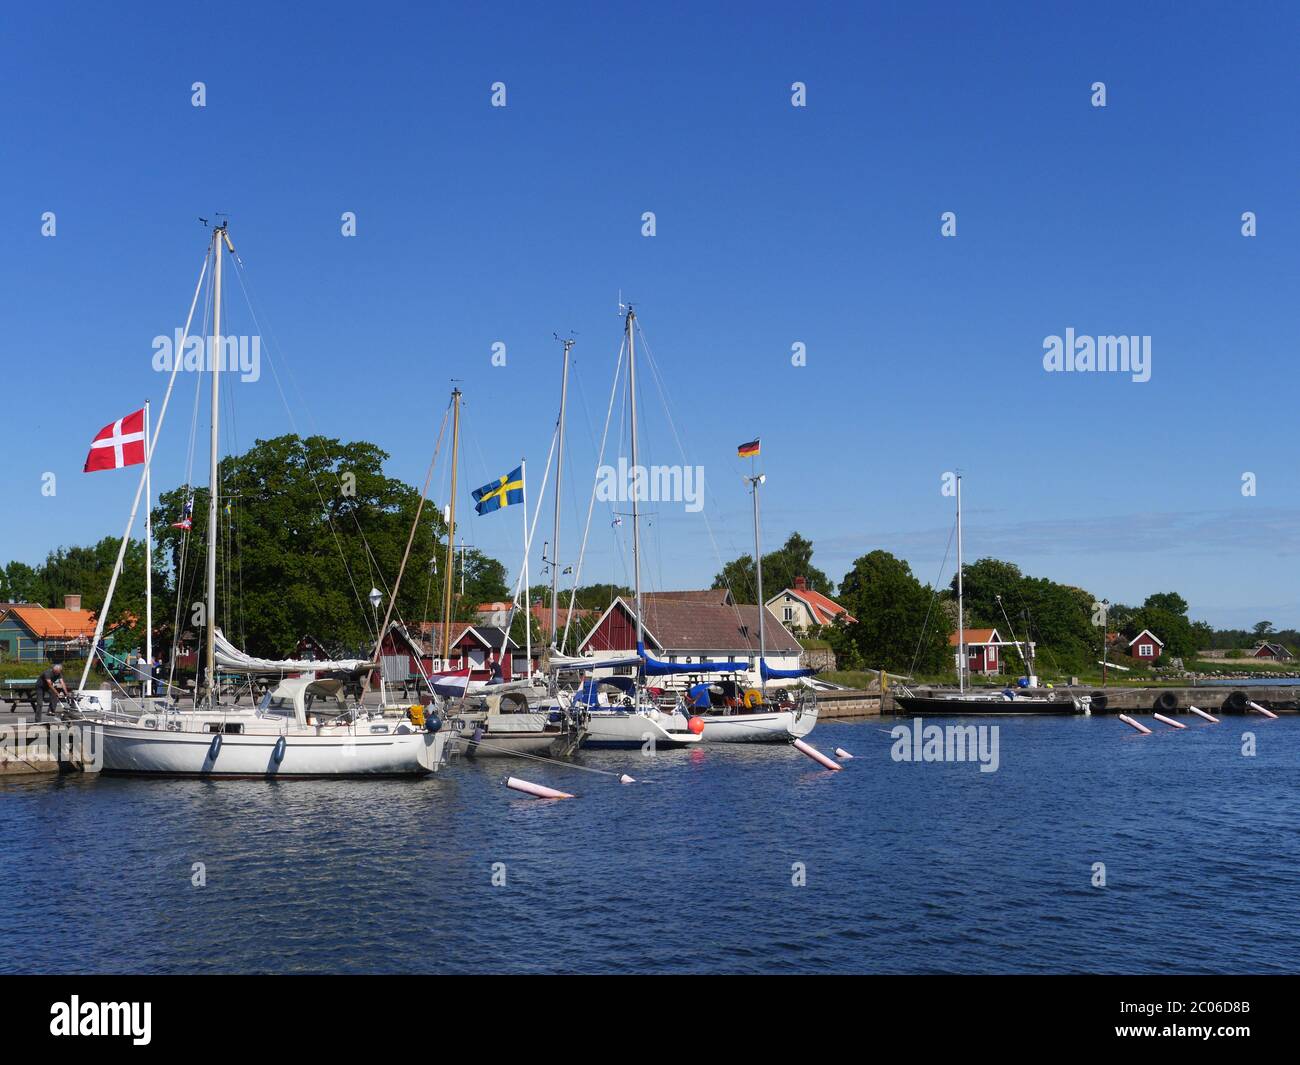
[
  {"x1": 1248, "y1": 701, "x2": 1279, "y2": 719},
  {"x1": 1153, "y1": 712, "x2": 1186, "y2": 730},
  {"x1": 792, "y1": 738, "x2": 842, "y2": 771},
  {"x1": 619, "y1": 774, "x2": 636, "y2": 784},
  {"x1": 1188, "y1": 705, "x2": 1219, "y2": 723},
  {"x1": 505, "y1": 776, "x2": 574, "y2": 800},
  {"x1": 1119, "y1": 714, "x2": 1152, "y2": 735},
  {"x1": 834, "y1": 747, "x2": 854, "y2": 760}
]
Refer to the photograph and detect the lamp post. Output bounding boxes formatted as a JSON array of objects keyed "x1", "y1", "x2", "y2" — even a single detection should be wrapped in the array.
[{"x1": 1100, "y1": 598, "x2": 1110, "y2": 687}]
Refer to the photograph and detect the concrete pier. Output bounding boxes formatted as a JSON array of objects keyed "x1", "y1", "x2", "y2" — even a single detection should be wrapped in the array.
[{"x1": 0, "y1": 712, "x2": 62, "y2": 776}]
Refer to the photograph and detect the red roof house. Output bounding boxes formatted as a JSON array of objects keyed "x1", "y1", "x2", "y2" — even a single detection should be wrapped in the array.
[{"x1": 1129, "y1": 629, "x2": 1164, "y2": 661}]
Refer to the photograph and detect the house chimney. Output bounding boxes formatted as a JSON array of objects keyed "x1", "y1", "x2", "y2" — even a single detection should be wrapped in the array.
[
  {"x1": 64, "y1": 594, "x2": 82, "y2": 612},
  {"x1": 793, "y1": 576, "x2": 807, "y2": 592}
]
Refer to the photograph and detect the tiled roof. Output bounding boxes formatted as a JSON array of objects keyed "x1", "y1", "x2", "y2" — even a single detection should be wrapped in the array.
[
  {"x1": 949, "y1": 628, "x2": 999, "y2": 646},
  {"x1": 0, "y1": 605, "x2": 97, "y2": 639},
  {"x1": 770, "y1": 586, "x2": 857, "y2": 625},
  {"x1": 643, "y1": 589, "x2": 734, "y2": 607},
  {"x1": 606, "y1": 597, "x2": 802, "y2": 654}
]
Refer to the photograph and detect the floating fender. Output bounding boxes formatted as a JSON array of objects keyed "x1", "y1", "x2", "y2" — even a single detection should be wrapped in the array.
[
  {"x1": 1153, "y1": 691, "x2": 1178, "y2": 713},
  {"x1": 792, "y1": 737, "x2": 841, "y2": 771},
  {"x1": 424, "y1": 711, "x2": 442, "y2": 734},
  {"x1": 619, "y1": 774, "x2": 636, "y2": 784},
  {"x1": 505, "y1": 776, "x2": 574, "y2": 800},
  {"x1": 1248, "y1": 700, "x2": 1279, "y2": 719},
  {"x1": 1119, "y1": 714, "x2": 1152, "y2": 735},
  {"x1": 272, "y1": 736, "x2": 286, "y2": 765},
  {"x1": 1089, "y1": 692, "x2": 1109, "y2": 712},
  {"x1": 207, "y1": 733, "x2": 222, "y2": 761},
  {"x1": 1223, "y1": 691, "x2": 1248, "y2": 713},
  {"x1": 1188, "y1": 706, "x2": 1219, "y2": 723},
  {"x1": 834, "y1": 747, "x2": 854, "y2": 760},
  {"x1": 1153, "y1": 712, "x2": 1186, "y2": 730}
]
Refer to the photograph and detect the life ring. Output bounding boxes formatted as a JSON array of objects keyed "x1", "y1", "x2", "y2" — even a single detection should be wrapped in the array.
[
  {"x1": 272, "y1": 736, "x2": 286, "y2": 765},
  {"x1": 743, "y1": 689, "x2": 762, "y2": 709}
]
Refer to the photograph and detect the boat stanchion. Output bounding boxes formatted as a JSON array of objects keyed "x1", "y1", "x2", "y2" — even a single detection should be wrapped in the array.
[
  {"x1": 1152, "y1": 712, "x2": 1186, "y2": 729},
  {"x1": 505, "y1": 776, "x2": 575, "y2": 800},
  {"x1": 1118, "y1": 715, "x2": 1152, "y2": 735},
  {"x1": 1188, "y1": 706, "x2": 1219, "y2": 723},
  {"x1": 792, "y1": 738, "x2": 841, "y2": 771},
  {"x1": 1247, "y1": 701, "x2": 1279, "y2": 719},
  {"x1": 834, "y1": 747, "x2": 854, "y2": 760}
]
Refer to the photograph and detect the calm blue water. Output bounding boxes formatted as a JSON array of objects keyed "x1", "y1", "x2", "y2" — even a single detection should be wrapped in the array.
[
  {"x1": 1200, "y1": 677, "x2": 1300, "y2": 686},
  {"x1": 2, "y1": 716, "x2": 1297, "y2": 974}
]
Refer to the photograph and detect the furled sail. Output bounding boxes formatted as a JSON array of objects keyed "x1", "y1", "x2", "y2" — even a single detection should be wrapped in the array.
[
  {"x1": 548, "y1": 650, "x2": 644, "y2": 672},
  {"x1": 639, "y1": 647, "x2": 747, "y2": 676},
  {"x1": 759, "y1": 659, "x2": 817, "y2": 680},
  {"x1": 212, "y1": 629, "x2": 372, "y2": 675}
]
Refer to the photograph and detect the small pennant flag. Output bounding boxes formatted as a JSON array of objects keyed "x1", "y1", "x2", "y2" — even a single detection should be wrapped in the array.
[
  {"x1": 472, "y1": 466, "x2": 524, "y2": 516},
  {"x1": 171, "y1": 494, "x2": 194, "y2": 530},
  {"x1": 84, "y1": 409, "x2": 146, "y2": 472},
  {"x1": 737, "y1": 438, "x2": 760, "y2": 459}
]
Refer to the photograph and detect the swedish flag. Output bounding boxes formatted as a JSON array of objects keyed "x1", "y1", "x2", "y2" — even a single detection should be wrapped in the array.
[{"x1": 472, "y1": 465, "x2": 524, "y2": 516}]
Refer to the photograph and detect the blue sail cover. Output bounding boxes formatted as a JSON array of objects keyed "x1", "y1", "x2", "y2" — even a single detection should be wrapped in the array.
[
  {"x1": 759, "y1": 659, "x2": 817, "y2": 680},
  {"x1": 638, "y1": 644, "x2": 747, "y2": 676},
  {"x1": 687, "y1": 682, "x2": 712, "y2": 708}
]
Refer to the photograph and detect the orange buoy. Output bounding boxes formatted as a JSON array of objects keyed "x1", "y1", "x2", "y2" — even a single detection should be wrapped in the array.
[
  {"x1": 505, "y1": 776, "x2": 574, "y2": 800},
  {"x1": 687, "y1": 716, "x2": 705, "y2": 735},
  {"x1": 1153, "y1": 712, "x2": 1186, "y2": 730},
  {"x1": 1119, "y1": 714, "x2": 1152, "y2": 735},
  {"x1": 792, "y1": 738, "x2": 841, "y2": 771}
]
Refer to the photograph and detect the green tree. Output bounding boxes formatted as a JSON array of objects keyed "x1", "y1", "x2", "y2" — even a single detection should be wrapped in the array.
[
  {"x1": 152, "y1": 434, "x2": 452, "y2": 658},
  {"x1": 712, "y1": 532, "x2": 831, "y2": 604},
  {"x1": 835, "y1": 550, "x2": 951, "y2": 674},
  {"x1": 1, "y1": 561, "x2": 41, "y2": 603}
]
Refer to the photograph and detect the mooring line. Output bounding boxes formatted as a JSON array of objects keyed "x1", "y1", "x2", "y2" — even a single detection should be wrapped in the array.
[{"x1": 457, "y1": 737, "x2": 627, "y2": 777}]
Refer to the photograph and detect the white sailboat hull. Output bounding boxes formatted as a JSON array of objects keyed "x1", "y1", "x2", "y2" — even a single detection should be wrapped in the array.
[
  {"x1": 697, "y1": 705, "x2": 818, "y2": 743},
  {"x1": 93, "y1": 722, "x2": 453, "y2": 777},
  {"x1": 581, "y1": 709, "x2": 703, "y2": 749}
]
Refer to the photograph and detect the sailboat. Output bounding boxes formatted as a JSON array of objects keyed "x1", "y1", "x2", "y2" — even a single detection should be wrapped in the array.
[
  {"x1": 682, "y1": 464, "x2": 819, "y2": 742},
  {"x1": 567, "y1": 307, "x2": 704, "y2": 749},
  {"x1": 892, "y1": 474, "x2": 1081, "y2": 716},
  {"x1": 74, "y1": 222, "x2": 456, "y2": 775},
  {"x1": 430, "y1": 381, "x2": 587, "y2": 758}
]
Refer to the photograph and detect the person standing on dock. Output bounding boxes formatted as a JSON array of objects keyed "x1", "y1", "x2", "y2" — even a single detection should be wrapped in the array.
[{"x1": 35, "y1": 664, "x2": 71, "y2": 721}]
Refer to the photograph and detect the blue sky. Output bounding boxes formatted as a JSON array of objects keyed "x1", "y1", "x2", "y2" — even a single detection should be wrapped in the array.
[{"x1": 2, "y1": 1, "x2": 1297, "y2": 630}]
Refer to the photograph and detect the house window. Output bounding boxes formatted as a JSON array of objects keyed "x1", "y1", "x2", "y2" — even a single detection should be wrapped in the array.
[
  {"x1": 783, "y1": 607, "x2": 793, "y2": 622},
  {"x1": 1138, "y1": 643, "x2": 1154, "y2": 658}
]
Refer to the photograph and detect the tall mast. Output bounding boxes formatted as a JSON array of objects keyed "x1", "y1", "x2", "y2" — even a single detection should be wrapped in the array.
[
  {"x1": 549, "y1": 337, "x2": 573, "y2": 650},
  {"x1": 205, "y1": 223, "x2": 231, "y2": 706},
  {"x1": 956, "y1": 473, "x2": 965, "y2": 694},
  {"x1": 626, "y1": 308, "x2": 644, "y2": 662},
  {"x1": 441, "y1": 388, "x2": 461, "y2": 664},
  {"x1": 144, "y1": 398, "x2": 152, "y2": 695},
  {"x1": 748, "y1": 470, "x2": 767, "y2": 697}
]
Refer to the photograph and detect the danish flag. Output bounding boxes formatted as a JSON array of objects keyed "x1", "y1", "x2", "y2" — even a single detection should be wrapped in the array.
[{"x1": 84, "y1": 409, "x2": 147, "y2": 472}]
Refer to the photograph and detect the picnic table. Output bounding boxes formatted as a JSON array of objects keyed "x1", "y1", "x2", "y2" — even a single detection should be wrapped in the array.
[{"x1": 0, "y1": 678, "x2": 39, "y2": 712}]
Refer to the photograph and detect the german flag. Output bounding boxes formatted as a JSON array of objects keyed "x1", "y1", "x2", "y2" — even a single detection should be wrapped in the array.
[{"x1": 737, "y1": 439, "x2": 760, "y2": 458}]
